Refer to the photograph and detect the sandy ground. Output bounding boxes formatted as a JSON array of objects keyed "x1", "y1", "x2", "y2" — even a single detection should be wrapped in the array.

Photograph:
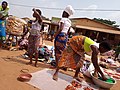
[{"x1": 0, "y1": 40, "x2": 120, "y2": 90}]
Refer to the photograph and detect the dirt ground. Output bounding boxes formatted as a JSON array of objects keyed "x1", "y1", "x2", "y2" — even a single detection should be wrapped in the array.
[{"x1": 0, "y1": 40, "x2": 120, "y2": 90}]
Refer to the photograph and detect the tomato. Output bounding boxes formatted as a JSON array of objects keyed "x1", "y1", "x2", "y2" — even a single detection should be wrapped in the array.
[{"x1": 83, "y1": 87, "x2": 93, "y2": 90}]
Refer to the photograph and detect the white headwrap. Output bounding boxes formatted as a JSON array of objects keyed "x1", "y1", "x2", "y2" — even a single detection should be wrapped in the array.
[{"x1": 64, "y1": 5, "x2": 75, "y2": 16}]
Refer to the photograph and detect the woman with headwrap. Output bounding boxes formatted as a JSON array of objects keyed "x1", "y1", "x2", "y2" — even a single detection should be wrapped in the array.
[
  {"x1": 27, "y1": 8, "x2": 42, "y2": 67},
  {"x1": 53, "y1": 5, "x2": 75, "y2": 67},
  {"x1": 0, "y1": 1, "x2": 9, "y2": 48}
]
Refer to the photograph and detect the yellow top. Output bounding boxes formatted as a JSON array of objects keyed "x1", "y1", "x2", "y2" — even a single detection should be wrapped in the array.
[
  {"x1": 84, "y1": 37, "x2": 95, "y2": 52},
  {"x1": 0, "y1": 6, "x2": 9, "y2": 17}
]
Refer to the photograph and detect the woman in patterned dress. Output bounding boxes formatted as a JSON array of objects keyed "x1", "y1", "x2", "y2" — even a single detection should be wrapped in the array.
[
  {"x1": 53, "y1": 5, "x2": 74, "y2": 67},
  {"x1": 27, "y1": 8, "x2": 42, "y2": 67},
  {"x1": 53, "y1": 35, "x2": 111, "y2": 81}
]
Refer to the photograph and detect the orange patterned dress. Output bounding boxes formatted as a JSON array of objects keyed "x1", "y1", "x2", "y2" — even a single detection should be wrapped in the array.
[{"x1": 58, "y1": 36, "x2": 85, "y2": 69}]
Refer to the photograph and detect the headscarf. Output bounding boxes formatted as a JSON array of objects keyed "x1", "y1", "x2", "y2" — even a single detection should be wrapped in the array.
[{"x1": 64, "y1": 5, "x2": 75, "y2": 16}]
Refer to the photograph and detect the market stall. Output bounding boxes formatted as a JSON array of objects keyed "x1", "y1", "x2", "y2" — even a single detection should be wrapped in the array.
[{"x1": 4, "y1": 16, "x2": 27, "y2": 50}]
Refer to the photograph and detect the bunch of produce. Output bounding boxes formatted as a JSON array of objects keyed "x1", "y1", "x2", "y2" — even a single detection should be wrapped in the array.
[
  {"x1": 6, "y1": 16, "x2": 27, "y2": 36},
  {"x1": 65, "y1": 80, "x2": 94, "y2": 90}
]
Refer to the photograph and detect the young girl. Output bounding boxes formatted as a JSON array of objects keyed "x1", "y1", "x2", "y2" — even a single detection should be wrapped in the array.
[{"x1": 27, "y1": 8, "x2": 42, "y2": 67}]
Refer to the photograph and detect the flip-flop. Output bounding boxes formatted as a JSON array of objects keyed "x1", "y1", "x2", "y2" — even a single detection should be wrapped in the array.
[
  {"x1": 53, "y1": 74, "x2": 58, "y2": 81},
  {"x1": 73, "y1": 77, "x2": 83, "y2": 82}
]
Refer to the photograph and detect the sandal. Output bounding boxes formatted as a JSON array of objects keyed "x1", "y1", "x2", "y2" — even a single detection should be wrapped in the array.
[
  {"x1": 53, "y1": 74, "x2": 58, "y2": 81},
  {"x1": 73, "y1": 77, "x2": 83, "y2": 82}
]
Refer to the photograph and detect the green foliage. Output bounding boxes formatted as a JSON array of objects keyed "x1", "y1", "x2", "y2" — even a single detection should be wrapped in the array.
[{"x1": 93, "y1": 18, "x2": 119, "y2": 28}]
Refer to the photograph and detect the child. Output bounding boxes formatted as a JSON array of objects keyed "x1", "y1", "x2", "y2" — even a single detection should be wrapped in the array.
[{"x1": 27, "y1": 8, "x2": 42, "y2": 67}]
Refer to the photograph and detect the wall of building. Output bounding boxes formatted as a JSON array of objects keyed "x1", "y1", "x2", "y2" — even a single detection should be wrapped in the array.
[
  {"x1": 74, "y1": 27, "x2": 120, "y2": 47},
  {"x1": 114, "y1": 35, "x2": 120, "y2": 44},
  {"x1": 73, "y1": 18, "x2": 118, "y2": 31}
]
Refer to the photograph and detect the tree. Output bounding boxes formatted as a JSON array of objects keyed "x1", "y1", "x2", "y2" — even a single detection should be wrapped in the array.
[{"x1": 93, "y1": 18, "x2": 119, "y2": 28}]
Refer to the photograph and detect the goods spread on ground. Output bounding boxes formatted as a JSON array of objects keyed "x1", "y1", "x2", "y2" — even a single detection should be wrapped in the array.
[
  {"x1": 65, "y1": 80, "x2": 98, "y2": 90},
  {"x1": 6, "y1": 16, "x2": 27, "y2": 36},
  {"x1": 99, "y1": 56, "x2": 120, "y2": 80},
  {"x1": 104, "y1": 69, "x2": 120, "y2": 80}
]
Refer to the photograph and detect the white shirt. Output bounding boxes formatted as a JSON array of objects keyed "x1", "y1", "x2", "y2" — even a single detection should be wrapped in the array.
[
  {"x1": 30, "y1": 20, "x2": 42, "y2": 36},
  {"x1": 32, "y1": 20, "x2": 41, "y2": 31},
  {"x1": 60, "y1": 18, "x2": 71, "y2": 34}
]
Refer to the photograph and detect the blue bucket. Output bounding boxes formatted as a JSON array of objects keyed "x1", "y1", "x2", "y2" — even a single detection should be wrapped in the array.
[{"x1": 0, "y1": 20, "x2": 6, "y2": 37}]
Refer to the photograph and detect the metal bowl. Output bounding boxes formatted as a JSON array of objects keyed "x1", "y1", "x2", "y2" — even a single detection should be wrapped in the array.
[
  {"x1": 18, "y1": 73, "x2": 32, "y2": 82},
  {"x1": 90, "y1": 71, "x2": 116, "y2": 89}
]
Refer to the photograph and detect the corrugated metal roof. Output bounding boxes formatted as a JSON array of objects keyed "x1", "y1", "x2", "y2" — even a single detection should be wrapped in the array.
[{"x1": 76, "y1": 25, "x2": 120, "y2": 35}]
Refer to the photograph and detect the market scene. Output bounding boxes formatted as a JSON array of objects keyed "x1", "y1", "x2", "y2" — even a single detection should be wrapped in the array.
[{"x1": 0, "y1": 0, "x2": 120, "y2": 90}]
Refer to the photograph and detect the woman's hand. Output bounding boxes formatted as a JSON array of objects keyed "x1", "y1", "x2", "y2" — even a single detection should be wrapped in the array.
[
  {"x1": 102, "y1": 75, "x2": 108, "y2": 81},
  {"x1": 32, "y1": 8, "x2": 36, "y2": 11},
  {"x1": 33, "y1": 8, "x2": 39, "y2": 15},
  {"x1": 93, "y1": 71, "x2": 98, "y2": 78}
]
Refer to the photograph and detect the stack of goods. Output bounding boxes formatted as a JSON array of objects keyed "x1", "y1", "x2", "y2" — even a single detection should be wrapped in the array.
[
  {"x1": 104, "y1": 69, "x2": 120, "y2": 79},
  {"x1": 65, "y1": 80, "x2": 98, "y2": 90},
  {"x1": 99, "y1": 62, "x2": 109, "y2": 69},
  {"x1": 6, "y1": 16, "x2": 27, "y2": 36},
  {"x1": 100, "y1": 57, "x2": 119, "y2": 69},
  {"x1": 65, "y1": 80, "x2": 82, "y2": 90}
]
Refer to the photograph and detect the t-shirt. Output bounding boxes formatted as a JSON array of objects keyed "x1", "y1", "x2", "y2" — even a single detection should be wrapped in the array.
[
  {"x1": 84, "y1": 37, "x2": 99, "y2": 52},
  {"x1": 60, "y1": 18, "x2": 71, "y2": 34}
]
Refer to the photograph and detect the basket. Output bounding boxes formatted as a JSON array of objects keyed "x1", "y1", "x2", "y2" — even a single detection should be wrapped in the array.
[{"x1": 6, "y1": 16, "x2": 27, "y2": 36}]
